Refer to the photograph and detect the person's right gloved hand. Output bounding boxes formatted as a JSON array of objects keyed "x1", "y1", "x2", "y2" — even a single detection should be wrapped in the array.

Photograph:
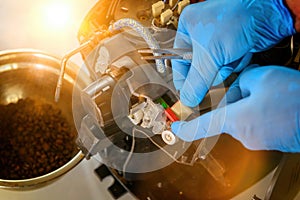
[
  {"x1": 172, "y1": 0, "x2": 296, "y2": 107},
  {"x1": 172, "y1": 66, "x2": 300, "y2": 152}
]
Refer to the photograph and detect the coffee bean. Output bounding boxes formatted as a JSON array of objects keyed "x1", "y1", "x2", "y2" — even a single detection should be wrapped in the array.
[{"x1": 0, "y1": 98, "x2": 78, "y2": 180}]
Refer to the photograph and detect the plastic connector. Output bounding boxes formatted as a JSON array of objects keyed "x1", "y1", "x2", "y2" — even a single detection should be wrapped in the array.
[
  {"x1": 169, "y1": 0, "x2": 177, "y2": 8},
  {"x1": 152, "y1": 1, "x2": 165, "y2": 18},
  {"x1": 160, "y1": 9, "x2": 173, "y2": 25},
  {"x1": 178, "y1": 0, "x2": 190, "y2": 14},
  {"x1": 171, "y1": 101, "x2": 193, "y2": 120}
]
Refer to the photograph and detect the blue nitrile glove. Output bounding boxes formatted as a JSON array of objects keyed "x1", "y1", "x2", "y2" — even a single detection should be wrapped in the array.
[
  {"x1": 172, "y1": 66, "x2": 300, "y2": 152},
  {"x1": 172, "y1": 0, "x2": 296, "y2": 107}
]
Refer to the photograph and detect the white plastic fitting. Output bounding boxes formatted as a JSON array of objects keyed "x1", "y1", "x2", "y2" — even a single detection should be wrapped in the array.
[
  {"x1": 152, "y1": 1, "x2": 165, "y2": 17},
  {"x1": 161, "y1": 130, "x2": 177, "y2": 145},
  {"x1": 160, "y1": 9, "x2": 173, "y2": 25},
  {"x1": 178, "y1": 0, "x2": 190, "y2": 14}
]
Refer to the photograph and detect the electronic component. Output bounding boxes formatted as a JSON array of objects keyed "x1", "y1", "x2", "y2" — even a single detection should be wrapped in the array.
[
  {"x1": 127, "y1": 93, "x2": 180, "y2": 139},
  {"x1": 150, "y1": 0, "x2": 190, "y2": 28},
  {"x1": 160, "y1": 9, "x2": 173, "y2": 25},
  {"x1": 152, "y1": 1, "x2": 165, "y2": 18},
  {"x1": 171, "y1": 100, "x2": 193, "y2": 120},
  {"x1": 128, "y1": 96, "x2": 166, "y2": 135},
  {"x1": 162, "y1": 130, "x2": 177, "y2": 145},
  {"x1": 169, "y1": 0, "x2": 177, "y2": 7},
  {"x1": 127, "y1": 92, "x2": 198, "y2": 149},
  {"x1": 178, "y1": 0, "x2": 190, "y2": 14}
]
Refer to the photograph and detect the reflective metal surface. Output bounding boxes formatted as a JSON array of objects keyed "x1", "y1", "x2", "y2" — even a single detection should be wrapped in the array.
[{"x1": 0, "y1": 49, "x2": 89, "y2": 189}]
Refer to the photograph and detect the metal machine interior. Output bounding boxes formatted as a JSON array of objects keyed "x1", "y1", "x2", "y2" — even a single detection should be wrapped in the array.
[{"x1": 69, "y1": 0, "x2": 300, "y2": 199}]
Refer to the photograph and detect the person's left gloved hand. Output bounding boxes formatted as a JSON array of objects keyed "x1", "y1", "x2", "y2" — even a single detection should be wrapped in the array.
[
  {"x1": 172, "y1": 0, "x2": 295, "y2": 107},
  {"x1": 171, "y1": 66, "x2": 300, "y2": 152}
]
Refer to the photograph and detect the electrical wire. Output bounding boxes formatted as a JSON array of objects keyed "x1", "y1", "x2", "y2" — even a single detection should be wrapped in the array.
[
  {"x1": 129, "y1": 93, "x2": 182, "y2": 164},
  {"x1": 171, "y1": 0, "x2": 180, "y2": 11},
  {"x1": 122, "y1": 127, "x2": 136, "y2": 175},
  {"x1": 54, "y1": 40, "x2": 92, "y2": 102},
  {"x1": 134, "y1": 128, "x2": 179, "y2": 163}
]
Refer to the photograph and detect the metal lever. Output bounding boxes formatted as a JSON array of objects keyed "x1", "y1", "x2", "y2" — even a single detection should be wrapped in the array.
[{"x1": 138, "y1": 48, "x2": 192, "y2": 60}]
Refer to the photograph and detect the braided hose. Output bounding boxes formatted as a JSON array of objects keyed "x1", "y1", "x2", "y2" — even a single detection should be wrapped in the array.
[{"x1": 109, "y1": 18, "x2": 166, "y2": 73}]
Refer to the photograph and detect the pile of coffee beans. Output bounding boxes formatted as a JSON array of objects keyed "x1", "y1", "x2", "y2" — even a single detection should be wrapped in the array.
[{"x1": 0, "y1": 98, "x2": 78, "y2": 180}]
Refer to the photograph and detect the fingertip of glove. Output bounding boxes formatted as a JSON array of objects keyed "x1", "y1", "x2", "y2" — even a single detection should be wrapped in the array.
[
  {"x1": 171, "y1": 121, "x2": 179, "y2": 133},
  {"x1": 226, "y1": 86, "x2": 242, "y2": 103},
  {"x1": 173, "y1": 83, "x2": 183, "y2": 91},
  {"x1": 171, "y1": 121, "x2": 182, "y2": 134},
  {"x1": 179, "y1": 74, "x2": 209, "y2": 107},
  {"x1": 180, "y1": 91, "x2": 202, "y2": 107}
]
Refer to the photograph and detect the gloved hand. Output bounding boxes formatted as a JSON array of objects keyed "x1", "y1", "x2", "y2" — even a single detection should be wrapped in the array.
[
  {"x1": 172, "y1": 66, "x2": 300, "y2": 152},
  {"x1": 172, "y1": 0, "x2": 296, "y2": 107}
]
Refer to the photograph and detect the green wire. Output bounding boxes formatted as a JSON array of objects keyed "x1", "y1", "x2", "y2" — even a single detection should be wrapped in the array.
[{"x1": 155, "y1": 97, "x2": 169, "y2": 109}]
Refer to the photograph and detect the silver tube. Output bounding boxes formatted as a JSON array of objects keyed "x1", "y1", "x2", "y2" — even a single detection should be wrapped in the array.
[{"x1": 55, "y1": 40, "x2": 92, "y2": 102}]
